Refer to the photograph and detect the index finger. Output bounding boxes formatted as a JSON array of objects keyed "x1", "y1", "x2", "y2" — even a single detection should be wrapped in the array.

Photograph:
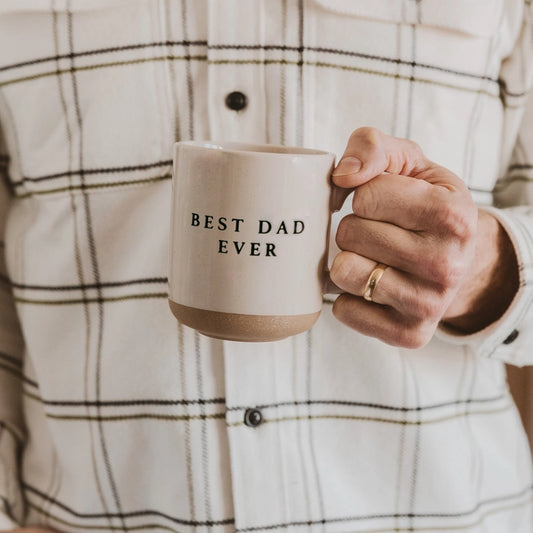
[
  {"x1": 331, "y1": 127, "x2": 460, "y2": 190},
  {"x1": 351, "y1": 173, "x2": 471, "y2": 231}
]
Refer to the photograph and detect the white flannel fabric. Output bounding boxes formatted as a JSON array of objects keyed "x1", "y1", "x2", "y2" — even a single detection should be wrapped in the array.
[{"x1": 1, "y1": 1, "x2": 533, "y2": 532}]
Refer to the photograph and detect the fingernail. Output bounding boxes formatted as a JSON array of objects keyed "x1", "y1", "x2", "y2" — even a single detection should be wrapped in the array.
[{"x1": 332, "y1": 156, "x2": 362, "y2": 177}]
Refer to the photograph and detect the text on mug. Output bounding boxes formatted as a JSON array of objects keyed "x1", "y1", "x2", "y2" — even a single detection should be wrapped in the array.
[{"x1": 190, "y1": 212, "x2": 306, "y2": 257}]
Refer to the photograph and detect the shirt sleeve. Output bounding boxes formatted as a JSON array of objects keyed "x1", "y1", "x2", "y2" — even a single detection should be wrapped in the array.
[
  {"x1": 0, "y1": 121, "x2": 25, "y2": 529},
  {"x1": 436, "y1": 4, "x2": 533, "y2": 366}
]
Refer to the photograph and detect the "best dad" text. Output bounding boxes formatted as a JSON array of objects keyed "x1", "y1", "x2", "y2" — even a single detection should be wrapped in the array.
[{"x1": 190, "y1": 212, "x2": 306, "y2": 257}]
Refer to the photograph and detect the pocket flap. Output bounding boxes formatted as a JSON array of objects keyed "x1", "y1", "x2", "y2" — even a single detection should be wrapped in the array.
[
  {"x1": 313, "y1": 0, "x2": 503, "y2": 37},
  {"x1": 0, "y1": 0, "x2": 130, "y2": 13}
]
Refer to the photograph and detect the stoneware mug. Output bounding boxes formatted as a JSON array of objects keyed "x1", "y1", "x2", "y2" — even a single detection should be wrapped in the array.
[{"x1": 168, "y1": 141, "x2": 338, "y2": 342}]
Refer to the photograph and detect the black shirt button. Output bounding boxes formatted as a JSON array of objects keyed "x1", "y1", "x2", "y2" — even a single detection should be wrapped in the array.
[
  {"x1": 244, "y1": 408, "x2": 263, "y2": 427},
  {"x1": 503, "y1": 329, "x2": 519, "y2": 345},
  {"x1": 225, "y1": 91, "x2": 248, "y2": 111}
]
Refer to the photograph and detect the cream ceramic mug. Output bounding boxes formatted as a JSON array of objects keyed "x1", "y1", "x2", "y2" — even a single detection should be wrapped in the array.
[{"x1": 168, "y1": 141, "x2": 338, "y2": 342}]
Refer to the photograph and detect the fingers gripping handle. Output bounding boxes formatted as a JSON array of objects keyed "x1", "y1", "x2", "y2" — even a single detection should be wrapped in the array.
[{"x1": 323, "y1": 183, "x2": 356, "y2": 295}]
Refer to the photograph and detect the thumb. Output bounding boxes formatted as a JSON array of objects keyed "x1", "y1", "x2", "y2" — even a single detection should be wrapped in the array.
[{"x1": 332, "y1": 127, "x2": 430, "y2": 188}]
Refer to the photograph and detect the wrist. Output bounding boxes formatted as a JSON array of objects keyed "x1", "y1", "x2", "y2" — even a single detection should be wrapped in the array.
[{"x1": 442, "y1": 210, "x2": 519, "y2": 334}]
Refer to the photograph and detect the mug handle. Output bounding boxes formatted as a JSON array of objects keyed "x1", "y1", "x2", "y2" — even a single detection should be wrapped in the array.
[{"x1": 322, "y1": 184, "x2": 357, "y2": 295}]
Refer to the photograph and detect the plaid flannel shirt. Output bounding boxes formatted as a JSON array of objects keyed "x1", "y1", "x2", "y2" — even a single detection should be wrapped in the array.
[{"x1": 1, "y1": 1, "x2": 533, "y2": 532}]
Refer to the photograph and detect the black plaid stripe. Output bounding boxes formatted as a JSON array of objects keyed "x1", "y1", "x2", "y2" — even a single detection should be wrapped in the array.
[
  {"x1": 11, "y1": 159, "x2": 172, "y2": 193},
  {"x1": 178, "y1": 323, "x2": 199, "y2": 525},
  {"x1": 66, "y1": 4, "x2": 126, "y2": 530},
  {"x1": 0, "y1": 39, "x2": 208, "y2": 73},
  {"x1": 13, "y1": 292, "x2": 168, "y2": 306},
  {"x1": 279, "y1": 0, "x2": 288, "y2": 145},
  {"x1": 25, "y1": 483, "x2": 235, "y2": 530},
  {"x1": 407, "y1": 359, "x2": 422, "y2": 531},
  {"x1": 8, "y1": 276, "x2": 167, "y2": 292},
  {"x1": 63, "y1": 8, "x2": 114, "y2": 531},
  {"x1": 0, "y1": 47, "x2": 503, "y2": 93},
  {"x1": 464, "y1": 32, "x2": 501, "y2": 187},
  {"x1": 296, "y1": 0, "x2": 304, "y2": 146},
  {"x1": 48, "y1": 9, "x2": 98, "y2": 519},
  {"x1": 15, "y1": 173, "x2": 171, "y2": 198},
  {"x1": 233, "y1": 485, "x2": 533, "y2": 532},
  {"x1": 11, "y1": 166, "x2": 172, "y2": 201},
  {"x1": 405, "y1": 17, "x2": 417, "y2": 140},
  {"x1": 22, "y1": 391, "x2": 226, "y2": 409},
  {"x1": 305, "y1": 330, "x2": 325, "y2": 530},
  {"x1": 15, "y1": 159, "x2": 172, "y2": 185},
  {"x1": 223, "y1": 389, "x2": 513, "y2": 430},
  {"x1": 164, "y1": 1, "x2": 181, "y2": 143},
  {"x1": 394, "y1": 356, "x2": 408, "y2": 530},
  {"x1": 181, "y1": 0, "x2": 195, "y2": 141},
  {"x1": 226, "y1": 402, "x2": 513, "y2": 429},
  {"x1": 21, "y1": 392, "x2": 508, "y2": 414},
  {"x1": 195, "y1": 331, "x2": 213, "y2": 529},
  {"x1": 390, "y1": 20, "x2": 401, "y2": 137},
  {"x1": 295, "y1": 341, "x2": 312, "y2": 522},
  {"x1": 225, "y1": 393, "x2": 508, "y2": 413},
  {"x1": 407, "y1": 3, "x2": 421, "y2": 505},
  {"x1": 0, "y1": 39, "x2": 515, "y2": 94}
]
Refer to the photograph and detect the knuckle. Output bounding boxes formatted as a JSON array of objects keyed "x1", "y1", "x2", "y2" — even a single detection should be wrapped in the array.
[
  {"x1": 427, "y1": 254, "x2": 464, "y2": 288},
  {"x1": 330, "y1": 251, "x2": 356, "y2": 287},
  {"x1": 408, "y1": 294, "x2": 444, "y2": 322},
  {"x1": 332, "y1": 293, "x2": 351, "y2": 322},
  {"x1": 352, "y1": 182, "x2": 379, "y2": 218},
  {"x1": 350, "y1": 127, "x2": 386, "y2": 161},
  {"x1": 335, "y1": 215, "x2": 355, "y2": 249},
  {"x1": 390, "y1": 322, "x2": 415, "y2": 348},
  {"x1": 433, "y1": 200, "x2": 477, "y2": 241},
  {"x1": 403, "y1": 140, "x2": 426, "y2": 173},
  {"x1": 393, "y1": 322, "x2": 434, "y2": 349},
  {"x1": 405, "y1": 139, "x2": 423, "y2": 155},
  {"x1": 352, "y1": 127, "x2": 383, "y2": 146},
  {"x1": 425, "y1": 297, "x2": 446, "y2": 321}
]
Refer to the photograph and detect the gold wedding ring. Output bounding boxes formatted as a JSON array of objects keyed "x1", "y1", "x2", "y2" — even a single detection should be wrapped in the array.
[{"x1": 363, "y1": 263, "x2": 389, "y2": 302}]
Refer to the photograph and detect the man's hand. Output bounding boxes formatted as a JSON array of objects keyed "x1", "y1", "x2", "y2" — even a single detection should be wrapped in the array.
[{"x1": 330, "y1": 127, "x2": 519, "y2": 348}]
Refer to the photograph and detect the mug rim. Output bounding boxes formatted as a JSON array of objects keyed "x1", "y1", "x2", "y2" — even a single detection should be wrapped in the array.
[{"x1": 175, "y1": 140, "x2": 335, "y2": 158}]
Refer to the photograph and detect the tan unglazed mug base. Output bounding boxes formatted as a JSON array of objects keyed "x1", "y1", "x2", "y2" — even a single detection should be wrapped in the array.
[{"x1": 169, "y1": 300, "x2": 321, "y2": 342}]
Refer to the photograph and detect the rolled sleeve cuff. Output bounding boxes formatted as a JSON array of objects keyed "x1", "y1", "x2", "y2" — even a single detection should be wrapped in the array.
[{"x1": 435, "y1": 206, "x2": 533, "y2": 366}]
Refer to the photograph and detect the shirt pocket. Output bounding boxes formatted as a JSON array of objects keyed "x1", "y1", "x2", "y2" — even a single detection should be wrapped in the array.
[
  {"x1": 0, "y1": 0, "x2": 172, "y2": 200},
  {"x1": 312, "y1": 0, "x2": 504, "y2": 38},
  {"x1": 0, "y1": 0, "x2": 131, "y2": 13},
  {"x1": 307, "y1": 0, "x2": 506, "y2": 187}
]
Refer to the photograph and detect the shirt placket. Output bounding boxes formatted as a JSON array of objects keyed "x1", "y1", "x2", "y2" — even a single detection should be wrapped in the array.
[
  {"x1": 205, "y1": 2, "x2": 325, "y2": 530},
  {"x1": 206, "y1": 1, "x2": 293, "y2": 525},
  {"x1": 206, "y1": 0, "x2": 267, "y2": 144}
]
